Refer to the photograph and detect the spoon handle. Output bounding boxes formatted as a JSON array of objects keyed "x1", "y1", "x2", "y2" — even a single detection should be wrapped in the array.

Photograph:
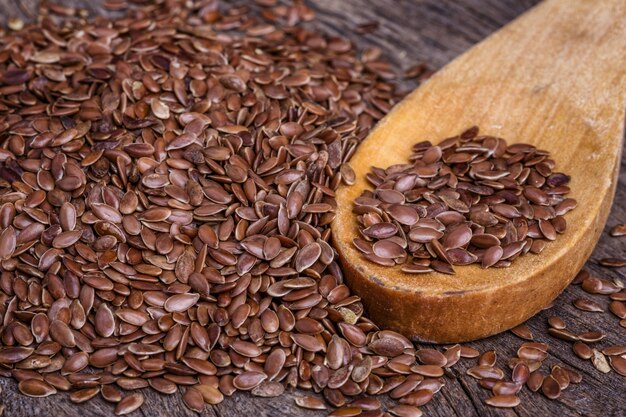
[{"x1": 418, "y1": 0, "x2": 626, "y2": 136}]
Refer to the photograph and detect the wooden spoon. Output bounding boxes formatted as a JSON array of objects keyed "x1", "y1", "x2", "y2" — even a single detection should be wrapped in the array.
[{"x1": 332, "y1": 0, "x2": 626, "y2": 343}]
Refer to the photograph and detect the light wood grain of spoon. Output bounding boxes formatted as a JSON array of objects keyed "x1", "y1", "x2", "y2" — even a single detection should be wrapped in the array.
[{"x1": 332, "y1": 0, "x2": 626, "y2": 343}]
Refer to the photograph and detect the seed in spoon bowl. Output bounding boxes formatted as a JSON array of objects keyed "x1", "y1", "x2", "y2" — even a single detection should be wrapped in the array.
[
  {"x1": 373, "y1": 240, "x2": 406, "y2": 259},
  {"x1": 352, "y1": 128, "x2": 576, "y2": 273}
]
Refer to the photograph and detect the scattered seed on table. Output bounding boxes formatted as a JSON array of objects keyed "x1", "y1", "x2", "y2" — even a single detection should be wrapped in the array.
[
  {"x1": 591, "y1": 349, "x2": 611, "y2": 373},
  {"x1": 599, "y1": 258, "x2": 626, "y2": 268},
  {"x1": 609, "y1": 224, "x2": 626, "y2": 237},
  {"x1": 573, "y1": 298, "x2": 604, "y2": 312},
  {"x1": 541, "y1": 375, "x2": 561, "y2": 399},
  {"x1": 526, "y1": 371, "x2": 545, "y2": 392},
  {"x1": 295, "y1": 396, "x2": 328, "y2": 410},
  {"x1": 573, "y1": 342, "x2": 593, "y2": 360},
  {"x1": 548, "y1": 316, "x2": 566, "y2": 329},
  {"x1": 115, "y1": 393, "x2": 144, "y2": 416},
  {"x1": 485, "y1": 394, "x2": 521, "y2": 408},
  {"x1": 609, "y1": 356, "x2": 626, "y2": 376},
  {"x1": 511, "y1": 324, "x2": 534, "y2": 340}
]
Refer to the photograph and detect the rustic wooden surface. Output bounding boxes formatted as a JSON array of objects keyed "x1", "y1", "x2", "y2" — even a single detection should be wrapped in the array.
[{"x1": 1, "y1": 1, "x2": 624, "y2": 417}]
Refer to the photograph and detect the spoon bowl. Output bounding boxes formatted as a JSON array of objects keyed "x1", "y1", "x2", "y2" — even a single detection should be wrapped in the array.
[{"x1": 332, "y1": 0, "x2": 626, "y2": 343}]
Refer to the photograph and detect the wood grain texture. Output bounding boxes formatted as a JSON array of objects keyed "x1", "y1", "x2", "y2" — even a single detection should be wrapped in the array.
[
  {"x1": 333, "y1": 0, "x2": 626, "y2": 343},
  {"x1": 0, "y1": 1, "x2": 624, "y2": 417}
]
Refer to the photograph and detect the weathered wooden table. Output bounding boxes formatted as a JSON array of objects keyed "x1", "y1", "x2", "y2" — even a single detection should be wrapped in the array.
[{"x1": 1, "y1": 1, "x2": 624, "y2": 416}]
